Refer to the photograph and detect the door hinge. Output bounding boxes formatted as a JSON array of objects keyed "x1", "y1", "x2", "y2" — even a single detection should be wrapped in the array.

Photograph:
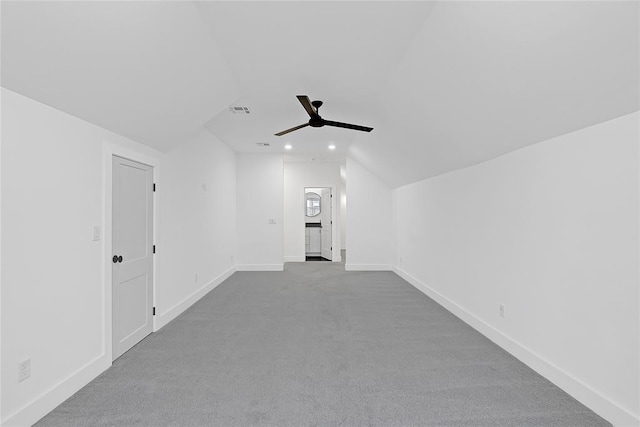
[
  {"x1": 153, "y1": 307, "x2": 156, "y2": 316},
  {"x1": 331, "y1": 246, "x2": 333, "y2": 250},
  {"x1": 153, "y1": 245, "x2": 156, "y2": 254},
  {"x1": 331, "y1": 220, "x2": 333, "y2": 225},
  {"x1": 153, "y1": 183, "x2": 156, "y2": 192}
]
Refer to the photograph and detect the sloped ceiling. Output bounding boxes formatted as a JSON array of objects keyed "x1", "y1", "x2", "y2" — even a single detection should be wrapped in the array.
[
  {"x1": 349, "y1": 1, "x2": 640, "y2": 187},
  {"x1": 2, "y1": 1, "x2": 638, "y2": 187},
  {"x1": 1, "y1": 1, "x2": 239, "y2": 151}
]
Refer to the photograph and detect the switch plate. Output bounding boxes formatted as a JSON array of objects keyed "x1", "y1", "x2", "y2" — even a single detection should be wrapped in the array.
[
  {"x1": 268, "y1": 219, "x2": 276, "y2": 224},
  {"x1": 499, "y1": 304, "x2": 505, "y2": 318},
  {"x1": 93, "y1": 226, "x2": 101, "y2": 241},
  {"x1": 18, "y1": 358, "x2": 31, "y2": 382}
]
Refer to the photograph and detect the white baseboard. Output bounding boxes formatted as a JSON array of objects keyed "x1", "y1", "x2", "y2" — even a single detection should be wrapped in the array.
[
  {"x1": 393, "y1": 266, "x2": 640, "y2": 427},
  {"x1": 345, "y1": 263, "x2": 392, "y2": 271},
  {"x1": 155, "y1": 266, "x2": 236, "y2": 330},
  {"x1": 2, "y1": 354, "x2": 111, "y2": 427},
  {"x1": 236, "y1": 264, "x2": 284, "y2": 271}
]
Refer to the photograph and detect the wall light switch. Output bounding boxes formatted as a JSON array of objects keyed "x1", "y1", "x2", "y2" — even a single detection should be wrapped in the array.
[
  {"x1": 18, "y1": 358, "x2": 31, "y2": 382},
  {"x1": 268, "y1": 219, "x2": 276, "y2": 225},
  {"x1": 93, "y1": 226, "x2": 101, "y2": 241}
]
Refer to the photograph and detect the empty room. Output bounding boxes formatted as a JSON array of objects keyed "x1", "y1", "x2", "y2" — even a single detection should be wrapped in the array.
[{"x1": 1, "y1": 1, "x2": 639, "y2": 426}]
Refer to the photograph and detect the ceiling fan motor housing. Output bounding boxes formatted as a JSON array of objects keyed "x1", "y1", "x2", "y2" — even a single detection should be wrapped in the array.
[{"x1": 309, "y1": 117, "x2": 324, "y2": 127}]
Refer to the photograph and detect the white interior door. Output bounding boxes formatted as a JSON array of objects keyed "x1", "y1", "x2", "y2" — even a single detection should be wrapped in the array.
[
  {"x1": 321, "y1": 188, "x2": 332, "y2": 260},
  {"x1": 112, "y1": 156, "x2": 153, "y2": 360}
]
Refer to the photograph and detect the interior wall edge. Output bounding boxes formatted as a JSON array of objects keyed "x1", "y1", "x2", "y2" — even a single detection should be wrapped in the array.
[{"x1": 392, "y1": 266, "x2": 639, "y2": 427}]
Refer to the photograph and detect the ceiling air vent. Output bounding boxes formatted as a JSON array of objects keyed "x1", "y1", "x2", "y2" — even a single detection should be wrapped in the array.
[
  {"x1": 229, "y1": 106, "x2": 250, "y2": 114},
  {"x1": 256, "y1": 142, "x2": 270, "y2": 147}
]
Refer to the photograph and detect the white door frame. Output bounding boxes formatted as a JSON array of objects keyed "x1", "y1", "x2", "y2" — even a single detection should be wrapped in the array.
[
  {"x1": 112, "y1": 155, "x2": 154, "y2": 359},
  {"x1": 320, "y1": 188, "x2": 332, "y2": 260},
  {"x1": 103, "y1": 145, "x2": 159, "y2": 363},
  {"x1": 303, "y1": 185, "x2": 340, "y2": 262}
]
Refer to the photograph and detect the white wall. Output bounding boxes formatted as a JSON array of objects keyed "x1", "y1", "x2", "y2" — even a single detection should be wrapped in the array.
[
  {"x1": 345, "y1": 157, "x2": 392, "y2": 270},
  {"x1": 0, "y1": 89, "x2": 239, "y2": 426},
  {"x1": 236, "y1": 154, "x2": 284, "y2": 270},
  {"x1": 284, "y1": 163, "x2": 341, "y2": 262},
  {"x1": 0, "y1": 88, "x2": 160, "y2": 426},
  {"x1": 392, "y1": 112, "x2": 640, "y2": 426},
  {"x1": 155, "y1": 129, "x2": 237, "y2": 329}
]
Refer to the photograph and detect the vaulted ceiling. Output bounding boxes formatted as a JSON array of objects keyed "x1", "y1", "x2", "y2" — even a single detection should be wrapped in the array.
[{"x1": 2, "y1": 1, "x2": 638, "y2": 188}]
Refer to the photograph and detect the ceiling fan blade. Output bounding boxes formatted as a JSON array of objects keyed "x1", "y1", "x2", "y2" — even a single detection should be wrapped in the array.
[
  {"x1": 296, "y1": 95, "x2": 317, "y2": 117},
  {"x1": 323, "y1": 120, "x2": 373, "y2": 133},
  {"x1": 274, "y1": 123, "x2": 309, "y2": 136}
]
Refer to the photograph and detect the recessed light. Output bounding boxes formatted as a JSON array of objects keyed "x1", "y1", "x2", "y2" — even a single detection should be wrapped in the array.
[
  {"x1": 284, "y1": 144, "x2": 292, "y2": 150},
  {"x1": 328, "y1": 144, "x2": 336, "y2": 150}
]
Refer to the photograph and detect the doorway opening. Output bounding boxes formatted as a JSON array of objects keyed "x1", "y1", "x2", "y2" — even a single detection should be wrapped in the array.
[{"x1": 305, "y1": 187, "x2": 332, "y2": 261}]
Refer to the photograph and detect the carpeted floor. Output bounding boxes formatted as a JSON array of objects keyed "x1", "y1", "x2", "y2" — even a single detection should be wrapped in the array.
[{"x1": 36, "y1": 261, "x2": 609, "y2": 426}]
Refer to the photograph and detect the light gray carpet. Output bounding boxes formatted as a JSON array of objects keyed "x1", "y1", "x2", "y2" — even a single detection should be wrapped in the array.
[{"x1": 37, "y1": 261, "x2": 609, "y2": 426}]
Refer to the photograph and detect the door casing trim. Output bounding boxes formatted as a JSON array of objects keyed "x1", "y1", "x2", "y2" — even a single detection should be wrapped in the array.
[
  {"x1": 103, "y1": 145, "x2": 160, "y2": 363},
  {"x1": 303, "y1": 185, "x2": 340, "y2": 263}
]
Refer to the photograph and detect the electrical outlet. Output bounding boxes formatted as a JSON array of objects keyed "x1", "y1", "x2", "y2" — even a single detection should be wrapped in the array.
[
  {"x1": 201, "y1": 183, "x2": 207, "y2": 192},
  {"x1": 18, "y1": 358, "x2": 31, "y2": 382},
  {"x1": 499, "y1": 304, "x2": 505, "y2": 318}
]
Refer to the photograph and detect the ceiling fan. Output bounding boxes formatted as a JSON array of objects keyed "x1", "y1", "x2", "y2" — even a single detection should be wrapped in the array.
[{"x1": 274, "y1": 95, "x2": 373, "y2": 136}]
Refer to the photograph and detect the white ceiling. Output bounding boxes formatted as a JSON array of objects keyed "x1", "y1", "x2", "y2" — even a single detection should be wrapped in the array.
[
  {"x1": 1, "y1": 1, "x2": 238, "y2": 152},
  {"x1": 2, "y1": 1, "x2": 638, "y2": 187}
]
